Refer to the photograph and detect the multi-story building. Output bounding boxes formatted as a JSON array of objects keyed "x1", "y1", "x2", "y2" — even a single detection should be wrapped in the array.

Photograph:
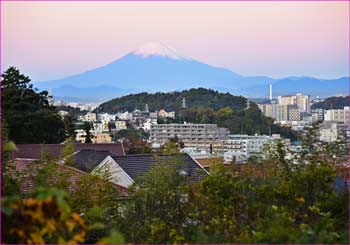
[
  {"x1": 158, "y1": 109, "x2": 176, "y2": 119},
  {"x1": 324, "y1": 107, "x2": 350, "y2": 125},
  {"x1": 278, "y1": 93, "x2": 310, "y2": 112},
  {"x1": 115, "y1": 120, "x2": 127, "y2": 131},
  {"x1": 311, "y1": 109, "x2": 324, "y2": 122},
  {"x1": 150, "y1": 123, "x2": 229, "y2": 151},
  {"x1": 75, "y1": 129, "x2": 112, "y2": 143},
  {"x1": 84, "y1": 112, "x2": 97, "y2": 122},
  {"x1": 118, "y1": 112, "x2": 133, "y2": 121},
  {"x1": 223, "y1": 134, "x2": 285, "y2": 162},
  {"x1": 258, "y1": 104, "x2": 289, "y2": 122},
  {"x1": 288, "y1": 105, "x2": 300, "y2": 121},
  {"x1": 319, "y1": 121, "x2": 339, "y2": 143}
]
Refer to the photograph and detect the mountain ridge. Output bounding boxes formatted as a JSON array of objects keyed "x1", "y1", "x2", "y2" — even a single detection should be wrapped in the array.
[{"x1": 35, "y1": 42, "x2": 349, "y2": 102}]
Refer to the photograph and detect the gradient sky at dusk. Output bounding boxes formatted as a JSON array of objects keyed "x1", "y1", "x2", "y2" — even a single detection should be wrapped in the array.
[{"x1": 1, "y1": 1, "x2": 349, "y2": 81}]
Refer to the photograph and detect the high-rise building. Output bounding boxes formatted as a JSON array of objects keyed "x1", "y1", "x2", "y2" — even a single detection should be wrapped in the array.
[
  {"x1": 258, "y1": 104, "x2": 290, "y2": 122},
  {"x1": 288, "y1": 105, "x2": 301, "y2": 121},
  {"x1": 277, "y1": 93, "x2": 310, "y2": 112},
  {"x1": 324, "y1": 107, "x2": 350, "y2": 125}
]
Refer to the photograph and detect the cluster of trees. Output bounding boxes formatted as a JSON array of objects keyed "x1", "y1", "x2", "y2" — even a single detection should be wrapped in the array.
[
  {"x1": 1, "y1": 67, "x2": 97, "y2": 144},
  {"x1": 112, "y1": 128, "x2": 151, "y2": 154},
  {"x1": 98, "y1": 88, "x2": 248, "y2": 112},
  {"x1": 311, "y1": 96, "x2": 350, "y2": 110},
  {"x1": 1, "y1": 67, "x2": 66, "y2": 144},
  {"x1": 2, "y1": 126, "x2": 349, "y2": 244}
]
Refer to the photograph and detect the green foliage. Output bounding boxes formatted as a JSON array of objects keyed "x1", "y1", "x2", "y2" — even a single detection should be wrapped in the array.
[
  {"x1": 1, "y1": 119, "x2": 21, "y2": 196},
  {"x1": 83, "y1": 121, "x2": 94, "y2": 143},
  {"x1": 1, "y1": 121, "x2": 348, "y2": 243},
  {"x1": 61, "y1": 139, "x2": 75, "y2": 166},
  {"x1": 113, "y1": 162, "x2": 190, "y2": 244},
  {"x1": 1, "y1": 67, "x2": 65, "y2": 144},
  {"x1": 63, "y1": 115, "x2": 76, "y2": 139},
  {"x1": 311, "y1": 96, "x2": 350, "y2": 110},
  {"x1": 98, "y1": 88, "x2": 247, "y2": 112}
]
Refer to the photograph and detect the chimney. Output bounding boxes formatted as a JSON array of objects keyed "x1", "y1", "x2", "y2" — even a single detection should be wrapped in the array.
[{"x1": 269, "y1": 82, "x2": 273, "y2": 101}]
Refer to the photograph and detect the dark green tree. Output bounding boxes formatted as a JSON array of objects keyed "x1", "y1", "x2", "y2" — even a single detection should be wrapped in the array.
[
  {"x1": 63, "y1": 114, "x2": 76, "y2": 139},
  {"x1": 83, "y1": 122, "x2": 94, "y2": 143},
  {"x1": 1, "y1": 67, "x2": 65, "y2": 144}
]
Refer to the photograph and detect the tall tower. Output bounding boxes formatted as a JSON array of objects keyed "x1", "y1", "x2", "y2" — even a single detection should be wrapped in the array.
[
  {"x1": 181, "y1": 97, "x2": 187, "y2": 108},
  {"x1": 145, "y1": 103, "x2": 149, "y2": 112},
  {"x1": 246, "y1": 97, "x2": 250, "y2": 110},
  {"x1": 269, "y1": 82, "x2": 273, "y2": 101}
]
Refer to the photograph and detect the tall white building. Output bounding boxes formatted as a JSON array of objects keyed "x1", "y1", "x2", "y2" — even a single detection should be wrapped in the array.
[
  {"x1": 319, "y1": 121, "x2": 339, "y2": 143},
  {"x1": 324, "y1": 107, "x2": 350, "y2": 125},
  {"x1": 258, "y1": 104, "x2": 289, "y2": 122},
  {"x1": 224, "y1": 134, "x2": 286, "y2": 162},
  {"x1": 278, "y1": 93, "x2": 310, "y2": 112}
]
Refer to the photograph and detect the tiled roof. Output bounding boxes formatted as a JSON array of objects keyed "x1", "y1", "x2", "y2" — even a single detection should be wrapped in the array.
[
  {"x1": 73, "y1": 149, "x2": 114, "y2": 172},
  {"x1": 11, "y1": 143, "x2": 125, "y2": 160},
  {"x1": 11, "y1": 159, "x2": 128, "y2": 196},
  {"x1": 111, "y1": 153, "x2": 209, "y2": 183}
]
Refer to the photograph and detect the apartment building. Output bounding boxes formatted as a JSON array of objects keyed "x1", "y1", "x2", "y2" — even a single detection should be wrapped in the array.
[
  {"x1": 150, "y1": 123, "x2": 229, "y2": 151},
  {"x1": 324, "y1": 107, "x2": 350, "y2": 125},
  {"x1": 278, "y1": 93, "x2": 310, "y2": 112},
  {"x1": 258, "y1": 104, "x2": 289, "y2": 122},
  {"x1": 224, "y1": 134, "x2": 285, "y2": 162}
]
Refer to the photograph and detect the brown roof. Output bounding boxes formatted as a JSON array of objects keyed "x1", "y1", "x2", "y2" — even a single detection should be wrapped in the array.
[
  {"x1": 12, "y1": 159, "x2": 128, "y2": 195},
  {"x1": 195, "y1": 157, "x2": 223, "y2": 168},
  {"x1": 11, "y1": 143, "x2": 125, "y2": 160}
]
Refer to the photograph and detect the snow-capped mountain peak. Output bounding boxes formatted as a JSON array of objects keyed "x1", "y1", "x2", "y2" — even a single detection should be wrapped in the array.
[{"x1": 133, "y1": 42, "x2": 186, "y2": 60}]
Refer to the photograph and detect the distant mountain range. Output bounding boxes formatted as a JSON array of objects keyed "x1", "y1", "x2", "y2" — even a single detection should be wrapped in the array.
[{"x1": 35, "y1": 42, "x2": 349, "y2": 102}]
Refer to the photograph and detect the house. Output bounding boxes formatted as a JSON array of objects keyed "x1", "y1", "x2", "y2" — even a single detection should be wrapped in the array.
[
  {"x1": 84, "y1": 112, "x2": 97, "y2": 122},
  {"x1": 72, "y1": 150, "x2": 209, "y2": 188},
  {"x1": 11, "y1": 158, "x2": 128, "y2": 196},
  {"x1": 158, "y1": 109, "x2": 175, "y2": 119},
  {"x1": 11, "y1": 143, "x2": 125, "y2": 160},
  {"x1": 115, "y1": 120, "x2": 127, "y2": 131}
]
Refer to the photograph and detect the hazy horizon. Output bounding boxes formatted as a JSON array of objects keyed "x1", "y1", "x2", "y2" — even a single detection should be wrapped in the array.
[{"x1": 2, "y1": 1, "x2": 349, "y2": 81}]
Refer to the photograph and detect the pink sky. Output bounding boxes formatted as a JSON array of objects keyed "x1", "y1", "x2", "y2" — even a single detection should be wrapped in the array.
[{"x1": 1, "y1": 1, "x2": 349, "y2": 81}]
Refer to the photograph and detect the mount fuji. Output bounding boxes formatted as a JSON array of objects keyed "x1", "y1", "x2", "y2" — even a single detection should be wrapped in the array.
[{"x1": 36, "y1": 42, "x2": 349, "y2": 102}]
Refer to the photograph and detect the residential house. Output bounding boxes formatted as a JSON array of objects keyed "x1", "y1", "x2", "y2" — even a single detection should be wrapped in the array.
[{"x1": 72, "y1": 150, "x2": 209, "y2": 188}]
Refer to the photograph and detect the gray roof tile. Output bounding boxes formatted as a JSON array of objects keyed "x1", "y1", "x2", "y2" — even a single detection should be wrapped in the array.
[{"x1": 111, "y1": 153, "x2": 208, "y2": 183}]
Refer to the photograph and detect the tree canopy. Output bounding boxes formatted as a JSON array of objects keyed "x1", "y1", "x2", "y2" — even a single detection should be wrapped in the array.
[
  {"x1": 1, "y1": 67, "x2": 65, "y2": 144},
  {"x1": 311, "y1": 96, "x2": 350, "y2": 110}
]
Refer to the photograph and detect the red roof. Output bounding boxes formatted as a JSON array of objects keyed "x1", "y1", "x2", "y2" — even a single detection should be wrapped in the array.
[{"x1": 11, "y1": 143, "x2": 125, "y2": 160}]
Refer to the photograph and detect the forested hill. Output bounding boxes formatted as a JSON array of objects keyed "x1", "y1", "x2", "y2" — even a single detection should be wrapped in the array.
[
  {"x1": 311, "y1": 96, "x2": 350, "y2": 110},
  {"x1": 98, "y1": 88, "x2": 297, "y2": 140},
  {"x1": 98, "y1": 88, "x2": 249, "y2": 112}
]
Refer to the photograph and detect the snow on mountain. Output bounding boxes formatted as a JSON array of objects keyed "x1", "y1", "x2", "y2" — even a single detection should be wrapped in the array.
[
  {"x1": 133, "y1": 42, "x2": 187, "y2": 60},
  {"x1": 36, "y1": 42, "x2": 349, "y2": 102}
]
